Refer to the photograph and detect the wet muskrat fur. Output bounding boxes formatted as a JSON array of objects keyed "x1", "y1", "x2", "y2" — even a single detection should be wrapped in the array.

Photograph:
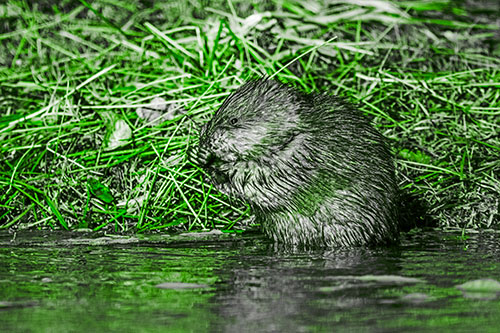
[{"x1": 197, "y1": 79, "x2": 399, "y2": 247}]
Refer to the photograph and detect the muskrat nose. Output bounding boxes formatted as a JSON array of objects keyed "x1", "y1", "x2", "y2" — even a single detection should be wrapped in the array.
[{"x1": 197, "y1": 146, "x2": 218, "y2": 170}]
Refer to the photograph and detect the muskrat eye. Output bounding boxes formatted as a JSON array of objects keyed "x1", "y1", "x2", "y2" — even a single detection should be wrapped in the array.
[{"x1": 229, "y1": 117, "x2": 238, "y2": 125}]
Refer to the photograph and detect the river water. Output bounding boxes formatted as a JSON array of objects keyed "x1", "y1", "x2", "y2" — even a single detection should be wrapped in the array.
[{"x1": 1, "y1": 230, "x2": 500, "y2": 332}]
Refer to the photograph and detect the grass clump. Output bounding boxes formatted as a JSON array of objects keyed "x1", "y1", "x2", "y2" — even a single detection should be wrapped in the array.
[{"x1": 0, "y1": 0, "x2": 499, "y2": 232}]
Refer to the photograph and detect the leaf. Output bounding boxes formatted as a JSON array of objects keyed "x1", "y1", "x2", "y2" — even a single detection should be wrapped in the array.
[
  {"x1": 88, "y1": 178, "x2": 115, "y2": 204},
  {"x1": 357, "y1": 275, "x2": 424, "y2": 283},
  {"x1": 155, "y1": 282, "x2": 209, "y2": 290},
  {"x1": 456, "y1": 278, "x2": 500, "y2": 300},
  {"x1": 399, "y1": 149, "x2": 432, "y2": 164},
  {"x1": 136, "y1": 97, "x2": 183, "y2": 125},
  {"x1": 456, "y1": 278, "x2": 500, "y2": 292},
  {"x1": 99, "y1": 111, "x2": 132, "y2": 150}
]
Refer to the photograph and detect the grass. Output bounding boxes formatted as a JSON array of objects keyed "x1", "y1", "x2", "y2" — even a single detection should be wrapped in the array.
[{"x1": 0, "y1": 0, "x2": 499, "y2": 233}]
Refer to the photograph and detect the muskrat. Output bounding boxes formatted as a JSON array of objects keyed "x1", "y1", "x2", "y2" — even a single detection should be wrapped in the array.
[{"x1": 197, "y1": 78, "x2": 399, "y2": 247}]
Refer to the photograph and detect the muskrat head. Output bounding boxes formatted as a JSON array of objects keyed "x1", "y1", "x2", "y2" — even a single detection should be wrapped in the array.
[{"x1": 197, "y1": 79, "x2": 306, "y2": 195}]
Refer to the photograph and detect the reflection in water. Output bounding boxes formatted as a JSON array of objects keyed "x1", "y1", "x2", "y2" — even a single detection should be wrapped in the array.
[
  {"x1": 1, "y1": 231, "x2": 500, "y2": 331},
  {"x1": 212, "y1": 246, "x2": 409, "y2": 332}
]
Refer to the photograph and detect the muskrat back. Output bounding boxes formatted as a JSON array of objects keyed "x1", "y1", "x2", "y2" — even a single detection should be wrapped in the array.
[{"x1": 197, "y1": 79, "x2": 398, "y2": 247}]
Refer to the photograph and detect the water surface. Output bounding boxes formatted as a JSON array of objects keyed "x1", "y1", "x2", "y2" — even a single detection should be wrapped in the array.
[{"x1": 1, "y1": 230, "x2": 500, "y2": 332}]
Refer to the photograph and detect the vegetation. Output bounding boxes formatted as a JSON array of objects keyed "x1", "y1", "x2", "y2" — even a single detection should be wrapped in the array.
[{"x1": 0, "y1": 0, "x2": 498, "y2": 232}]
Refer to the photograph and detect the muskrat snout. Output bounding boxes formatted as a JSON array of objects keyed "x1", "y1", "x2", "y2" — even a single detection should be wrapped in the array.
[
  {"x1": 197, "y1": 146, "x2": 230, "y2": 185},
  {"x1": 197, "y1": 145, "x2": 223, "y2": 170},
  {"x1": 198, "y1": 150, "x2": 217, "y2": 169}
]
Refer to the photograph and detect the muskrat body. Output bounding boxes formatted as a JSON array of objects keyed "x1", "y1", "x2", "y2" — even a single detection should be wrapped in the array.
[{"x1": 197, "y1": 79, "x2": 399, "y2": 247}]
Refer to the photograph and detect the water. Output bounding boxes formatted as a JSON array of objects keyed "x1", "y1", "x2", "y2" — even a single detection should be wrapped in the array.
[{"x1": 1, "y1": 230, "x2": 500, "y2": 332}]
